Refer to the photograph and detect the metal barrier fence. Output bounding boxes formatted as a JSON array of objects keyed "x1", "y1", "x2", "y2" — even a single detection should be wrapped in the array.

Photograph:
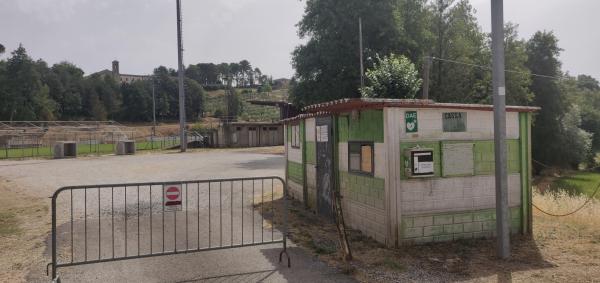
[{"x1": 48, "y1": 176, "x2": 290, "y2": 281}]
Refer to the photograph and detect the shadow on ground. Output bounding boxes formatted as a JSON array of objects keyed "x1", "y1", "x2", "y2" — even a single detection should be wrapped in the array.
[{"x1": 262, "y1": 195, "x2": 555, "y2": 282}]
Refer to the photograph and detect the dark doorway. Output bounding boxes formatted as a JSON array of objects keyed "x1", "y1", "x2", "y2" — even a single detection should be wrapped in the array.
[{"x1": 316, "y1": 116, "x2": 334, "y2": 219}]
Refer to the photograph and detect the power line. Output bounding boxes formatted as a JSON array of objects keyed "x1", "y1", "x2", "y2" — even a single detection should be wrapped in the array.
[
  {"x1": 531, "y1": 158, "x2": 600, "y2": 217},
  {"x1": 428, "y1": 56, "x2": 567, "y2": 81}
]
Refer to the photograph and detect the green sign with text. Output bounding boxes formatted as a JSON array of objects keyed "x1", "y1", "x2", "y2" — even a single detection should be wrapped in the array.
[{"x1": 405, "y1": 111, "x2": 418, "y2": 133}]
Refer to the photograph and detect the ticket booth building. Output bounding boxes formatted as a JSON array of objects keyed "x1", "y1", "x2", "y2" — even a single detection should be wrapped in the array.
[{"x1": 283, "y1": 98, "x2": 538, "y2": 247}]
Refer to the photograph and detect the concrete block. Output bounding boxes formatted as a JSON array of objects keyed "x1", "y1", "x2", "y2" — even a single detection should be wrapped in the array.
[
  {"x1": 473, "y1": 231, "x2": 493, "y2": 239},
  {"x1": 402, "y1": 217, "x2": 415, "y2": 228},
  {"x1": 473, "y1": 210, "x2": 494, "y2": 221},
  {"x1": 423, "y1": 225, "x2": 444, "y2": 237},
  {"x1": 433, "y1": 215, "x2": 453, "y2": 225},
  {"x1": 443, "y1": 224, "x2": 464, "y2": 234},
  {"x1": 454, "y1": 233, "x2": 474, "y2": 240},
  {"x1": 116, "y1": 140, "x2": 136, "y2": 155},
  {"x1": 463, "y1": 222, "x2": 483, "y2": 232},
  {"x1": 453, "y1": 213, "x2": 473, "y2": 223},
  {"x1": 474, "y1": 196, "x2": 495, "y2": 208},
  {"x1": 434, "y1": 235, "x2": 453, "y2": 242},
  {"x1": 413, "y1": 216, "x2": 434, "y2": 227},
  {"x1": 413, "y1": 200, "x2": 435, "y2": 212},
  {"x1": 403, "y1": 227, "x2": 423, "y2": 238},
  {"x1": 482, "y1": 220, "x2": 497, "y2": 231}
]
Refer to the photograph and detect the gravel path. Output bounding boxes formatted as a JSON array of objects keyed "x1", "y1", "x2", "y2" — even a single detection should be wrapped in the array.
[{"x1": 0, "y1": 150, "x2": 354, "y2": 283}]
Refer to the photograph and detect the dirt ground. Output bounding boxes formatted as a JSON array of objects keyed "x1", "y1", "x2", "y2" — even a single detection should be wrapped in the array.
[
  {"x1": 265, "y1": 195, "x2": 600, "y2": 282},
  {"x1": 1, "y1": 150, "x2": 598, "y2": 282},
  {"x1": 0, "y1": 179, "x2": 49, "y2": 282},
  {"x1": 0, "y1": 146, "x2": 353, "y2": 283}
]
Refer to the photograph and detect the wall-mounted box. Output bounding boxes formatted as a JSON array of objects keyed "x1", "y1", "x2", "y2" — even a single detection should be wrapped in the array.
[{"x1": 405, "y1": 148, "x2": 435, "y2": 177}]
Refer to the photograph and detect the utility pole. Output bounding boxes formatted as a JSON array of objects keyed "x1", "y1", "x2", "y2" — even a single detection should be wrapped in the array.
[
  {"x1": 359, "y1": 17, "x2": 364, "y2": 89},
  {"x1": 152, "y1": 79, "x2": 156, "y2": 149},
  {"x1": 422, "y1": 56, "x2": 432, "y2": 100},
  {"x1": 176, "y1": 0, "x2": 187, "y2": 152},
  {"x1": 491, "y1": 0, "x2": 510, "y2": 259}
]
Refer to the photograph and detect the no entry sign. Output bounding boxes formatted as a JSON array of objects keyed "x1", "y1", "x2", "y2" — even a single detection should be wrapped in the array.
[{"x1": 163, "y1": 184, "x2": 182, "y2": 211}]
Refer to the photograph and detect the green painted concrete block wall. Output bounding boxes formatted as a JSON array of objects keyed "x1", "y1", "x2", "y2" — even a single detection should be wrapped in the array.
[
  {"x1": 400, "y1": 141, "x2": 442, "y2": 178},
  {"x1": 286, "y1": 121, "x2": 305, "y2": 142},
  {"x1": 340, "y1": 171, "x2": 385, "y2": 209},
  {"x1": 401, "y1": 207, "x2": 522, "y2": 243},
  {"x1": 305, "y1": 141, "x2": 316, "y2": 165},
  {"x1": 400, "y1": 140, "x2": 520, "y2": 179},
  {"x1": 338, "y1": 110, "x2": 384, "y2": 143},
  {"x1": 287, "y1": 161, "x2": 303, "y2": 184},
  {"x1": 473, "y1": 140, "x2": 520, "y2": 174}
]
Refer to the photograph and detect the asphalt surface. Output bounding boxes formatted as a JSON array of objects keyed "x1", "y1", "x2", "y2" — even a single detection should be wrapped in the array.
[{"x1": 0, "y1": 149, "x2": 354, "y2": 283}]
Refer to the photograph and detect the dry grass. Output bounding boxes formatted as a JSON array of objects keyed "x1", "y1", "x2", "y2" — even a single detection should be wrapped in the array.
[
  {"x1": 0, "y1": 179, "x2": 49, "y2": 283},
  {"x1": 258, "y1": 187, "x2": 600, "y2": 282},
  {"x1": 532, "y1": 189, "x2": 600, "y2": 230}
]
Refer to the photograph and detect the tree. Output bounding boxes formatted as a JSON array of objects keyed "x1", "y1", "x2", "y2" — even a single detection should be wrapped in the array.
[
  {"x1": 0, "y1": 43, "x2": 5, "y2": 55},
  {"x1": 360, "y1": 54, "x2": 422, "y2": 98},
  {"x1": 46, "y1": 62, "x2": 85, "y2": 119},
  {"x1": 526, "y1": 31, "x2": 590, "y2": 168},
  {"x1": 1, "y1": 45, "x2": 56, "y2": 120},
  {"x1": 428, "y1": 0, "x2": 488, "y2": 103},
  {"x1": 120, "y1": 81, "x2": 153, "y2": 122},
  {"x1": 239, "y1": 60, "x2": 252, "y2": 87},
  {"x1": 184, "y1": 78, "x2": 205, "y2": 121},
  {"x1": 254, "y1": 67, "x2": 262, "y2": 85},
  {"x1": 258, "y1": 81, "x2": 272, "y2": 93},
  {"x1": 291, "y1": 0, "x2": 403, "y2": 107},
  {"x1": 576, "y1": 74, "x2": 600, "y2": 91}
]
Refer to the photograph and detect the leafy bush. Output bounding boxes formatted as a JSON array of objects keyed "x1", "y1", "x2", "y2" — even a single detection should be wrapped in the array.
[{"x1": 360, "y1": 54, "x2": 422, "y2": 99}]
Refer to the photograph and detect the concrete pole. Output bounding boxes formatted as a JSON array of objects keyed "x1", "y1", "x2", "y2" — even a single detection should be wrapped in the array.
[
  {"x1": 176, "y1": 0, "x2": 187, "y2": 152},
  {"x1": 359, "y1": 17, "x2": 364, "y2": 89},
  {"x1": 151, "y1": 80, "x2": 156, "y2": 149},
  {"x1": 491, "y1": 0, "x2": 510, "y2": 259},
  {"x1": 422, "y1": 56, "x2": 432, "y2": 100}
]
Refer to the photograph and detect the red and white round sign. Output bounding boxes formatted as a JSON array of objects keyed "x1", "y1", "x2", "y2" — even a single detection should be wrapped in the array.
[
  {"x1": 163, "y1": 184, "x2": 182, "y2": 208},
  {"x1": 166, "y1": 186, "x2": 180, "y2": 200}
]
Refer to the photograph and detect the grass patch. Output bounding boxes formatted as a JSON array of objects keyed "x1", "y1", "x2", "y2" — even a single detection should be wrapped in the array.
[
  {"x1": 0, "y1": 211, "x2": 20, "y2": 236},
  {"x1": 548, "y1": 171, "x2": 600, "y2": 199}
]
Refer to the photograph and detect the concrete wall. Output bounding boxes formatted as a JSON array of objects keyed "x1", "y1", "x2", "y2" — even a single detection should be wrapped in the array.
[
  {"x1": 337, "y1": 110, "x2": 387, "y2": 244},
  {"x1": 384, "y1": 107, "x2": 528, "y2": 246},
  {"x1": 218, "y1": 124, "x2": 283, "y2": 148},
  {"x1": 397, "y1": 108, "x2": 520, "y2": 140},
  {"x1": 305, "y1": 118, "x2": 317, "y2": 210},
  {"x1": 401, "y1": 207, "x2": 522, "y2": 244},
  {"x1": 286, "y1": 122, "x2": 304, "y2": 203},
  {"x1": 284, "y1": 107, "x2": 531, "y2": 247}
]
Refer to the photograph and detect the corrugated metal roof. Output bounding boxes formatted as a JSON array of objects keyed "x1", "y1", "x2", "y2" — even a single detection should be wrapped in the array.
[{"x1": 301, "y1": 98, "x2": 540, "y2": 113}]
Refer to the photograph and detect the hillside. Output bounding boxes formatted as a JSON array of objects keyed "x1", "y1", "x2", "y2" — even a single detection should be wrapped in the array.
[{"x1": 204, "y1": 88, "x2": 289, "y2": 122}]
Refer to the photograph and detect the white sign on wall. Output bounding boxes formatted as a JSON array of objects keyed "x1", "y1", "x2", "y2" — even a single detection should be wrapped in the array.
[{"x1": 316, "y1": 125, "x2": 329, "y2": 142}]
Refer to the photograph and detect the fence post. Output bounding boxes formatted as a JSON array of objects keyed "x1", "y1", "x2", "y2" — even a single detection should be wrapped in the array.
[{"x1": 50, "y1": 191, "x2": 58, "y2": 280}]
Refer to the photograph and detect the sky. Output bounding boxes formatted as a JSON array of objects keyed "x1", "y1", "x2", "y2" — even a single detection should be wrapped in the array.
[{"x1": 0, "y1": 0, "x2": 598, "y2": 80}]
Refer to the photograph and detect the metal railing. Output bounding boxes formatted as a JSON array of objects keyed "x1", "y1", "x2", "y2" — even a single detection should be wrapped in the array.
[{"x1": 48, "y1": 176, "x2": 290, "y2": 281}]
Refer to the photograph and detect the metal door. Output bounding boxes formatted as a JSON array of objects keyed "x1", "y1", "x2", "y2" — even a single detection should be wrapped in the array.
[
  {"x1": 316, "y1": 116, "x2": 334, "y2": 219},
  {"x1": 249, "y1": 128, "x2": 258, "y2": 147}
]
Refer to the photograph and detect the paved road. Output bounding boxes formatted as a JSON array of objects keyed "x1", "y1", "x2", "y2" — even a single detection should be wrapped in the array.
[{"x1": 0, "y1": 150, "x2": 354, "y2": 283}]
